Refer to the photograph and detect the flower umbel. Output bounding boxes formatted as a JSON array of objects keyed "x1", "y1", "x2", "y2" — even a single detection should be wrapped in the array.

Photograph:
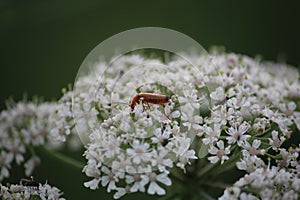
[
  {"x1": 78, "y1": 52, "x2": 300, "y2": 199},
  {"x1": 1, "y1": 51, "x2": 300, "y2": 199}
]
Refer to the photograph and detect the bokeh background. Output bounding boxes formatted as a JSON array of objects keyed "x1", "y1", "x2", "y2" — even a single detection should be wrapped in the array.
[{"x1": 1, "y1": 0, "x2": 300, "y2": 199}]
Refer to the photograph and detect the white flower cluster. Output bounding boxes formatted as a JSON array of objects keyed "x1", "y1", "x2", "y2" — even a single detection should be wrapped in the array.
[
  {"x1": 75, "y1": 54, "x2": 300, "y2": 198},
  {"x1": 1, "y1": 50, "x2": 300, "y2": 199},
  {"x1": 71, "y1": 52, "x2": 300, "y2": 199},
  {"x1": 0, "y1": 181, "x2": 64, "y2": 200},
  {"x1": 0, "y1": 100, "x2": 78, "y2": 181},
  {"x1": 74, "y1": 55, "x2": 203, "y2": 198},
  {"x1": 0, "y1": 102, "x2": 54, "y2": 181},
  {"x1": 220, "y1": 145, "x2": 300, "y2": 200}
]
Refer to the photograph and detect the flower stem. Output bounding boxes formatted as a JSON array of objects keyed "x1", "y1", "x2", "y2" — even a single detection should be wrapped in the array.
[
  {"x1": 265, "y1": 152, "x2": 279, "y2": 160},
  {"x1": 198, "y1": 189, "x2": 215, "y2": 200},
  {"x1": 40, "y1": 146, "x2": 84, "y2": 170},
  {"x1": 202, "y1": 181, "x2": 229, "y2": 189}
]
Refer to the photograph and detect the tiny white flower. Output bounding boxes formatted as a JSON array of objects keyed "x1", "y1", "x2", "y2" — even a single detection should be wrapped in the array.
[
  {"x1": 210, "y1": 87, "x2": 226, "y2": 101},
  {"x1": 103, "y1": 134, "x2": 120, "y2": 158},
  {"x1": 226, "y1": 122, "x2": 250, "y2": 146},
  {"x1": 82, "y1": 159, "x2": 100, "y2": 178},
  {"x1": 242, "y1": 139, "x2": 265, "y2": 155},
  {"x1": 252, "y1": 117, "x2": 270, "y2": 134},
  {"x1": 208, "y1": 140, "x2": 231, "y2": 164},
  {"x1": 111, "y1": 153, "x2": 132, "y2": 177},
  {"x1": 178, "y1": 88, "x2": 201, "y2": 111},
  {"x1": 84, "y1": 178, "x2": 100, "y2": 190},
  {"x1": 151, "y1": 148, "x2": 173, "y2": 173},
  {"x1": 279, "y1": 101, "x2": 296, "y2": 116},
  {"x1": 202, "y1": 124, "x2": 221, "y2": 145},
  {"x1": 181, "y1": 112, "x2": 203, "y2": 131},
  {"x1": 176, "y1": 150, "x2": 197, "y2": 172},
  {"x1": 126, "y1": 173, "x2": 148, "y2": 192},
  {"x1": 227, "y1": 96, "x2": 251, "y2": 109},
  {"x1": 210, "y1": 105, "x2": 228, "y2": 126},
  {"x1": 126, "y1": 140, "x2": 151, "y2": 164},
  {"x1": 219, "y1": 186, "x2": 241, "y2": 200},
  {"x1": 249, "y1": 104, "x2": 261, "y2": 116},
  {"x1": 274, "y1": 168, "x2": 291, "y2": 185},
  {"x1": 236, "y1": 150, "x2": 265, "y2": 173},
  {"x1": 101, "y1": 166, "x2": 118, "y2": 192},
  {"x1": 268, "y1": 130, "x2": 285, "y2": 151},
  {"x1": 144, "y1": 172, "x2": 171, "y2": 195},
  {"x1": 172, "y1": 136, "x2": 192, "y2": 157}
]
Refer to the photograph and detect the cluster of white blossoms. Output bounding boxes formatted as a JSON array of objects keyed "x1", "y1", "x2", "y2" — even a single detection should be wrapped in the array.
[
  {"x1": 1, "y1": 50, "x2": 300, "y2": 199},
  {"x1": 0, "y1": 99, "x2": 79, "y2": 182},
  {"x1": 0, "y1": 181, "x2": 64, "y2": 200},
  {"x1": 220, "y1": 145, "x2": 300, "y2": 199},
  {"x1": 69, "y1": 51, "x2": 300, "y2": 199},
  {"x1": 74, "y1": 55, "x2": 203, "y2": 198},
  {"x1": 0, "y1": 102, "x2": 56, "y2": 181}
]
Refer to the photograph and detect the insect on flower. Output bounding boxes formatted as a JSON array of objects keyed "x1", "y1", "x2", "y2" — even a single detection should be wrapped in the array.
[
  {"x1": 20, "y1": 177, "x2": 39, "y2": 187},
  {"x1": 130, "y1": 93, "x2": 171, "y2": 111}
]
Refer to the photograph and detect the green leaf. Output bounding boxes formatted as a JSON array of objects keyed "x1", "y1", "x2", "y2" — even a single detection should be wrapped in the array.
[{"x1": 198, "y1": 143, "x2": 209, "y2": 158}]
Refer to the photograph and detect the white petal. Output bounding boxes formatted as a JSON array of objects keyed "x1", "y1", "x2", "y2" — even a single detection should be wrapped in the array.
[
  {"x1": 101, "y1": 166, "x2": 110, "y2": 174},
  {"x1": 125, "y1": 175, "x2": 134, "y2": 184},
  {"x1": 113, "y1": 188, "x2": 126, "y2": 199},
  {"x1": 132, "y1": 156, "x2": 141, "y2": 164},
  {"x1": 171, "y1": 111, "x2": 181, "y2": 118},
  {"x1": 147, "y1": 182, "x2": 155, "y2": 195},
  {"x1": 130, "y1": 183, "x2": 139, "y2": 192},
  {"x1": 84, "y1": 179, "x2": 100, "y2": 190},
  {"x1": 217, "y1": 140, "x2": 225, "y2": 149},
  {"x1": 208, "y1": 156, "x2": 219, "y2": 163},
  {"x1": 101, "y1": 176, "x2": 109, "y2": 186},
  {"x1": 252, "y1": 139, "x2": 261, "y2": 149},
  {"x1": 107, "y1": 181, "x2": 116, "y2": 192},
  {"x1": 163, "y1": 159, "x2": 173, "y2": 168},
  {"x1": 147, "y1": 182, "x2": 165, "y2": 195},
  {"x1": 157, "y1": 174, "x2": 172, "y2": 186},
  {"x1": 208, "y1": 146, "x2": 218, "y2": 154}
]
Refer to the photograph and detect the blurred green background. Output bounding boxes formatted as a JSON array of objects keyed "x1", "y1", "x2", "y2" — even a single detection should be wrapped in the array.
[{"x1": 1, "y1": 0, "x2": 300, "y2": 199}]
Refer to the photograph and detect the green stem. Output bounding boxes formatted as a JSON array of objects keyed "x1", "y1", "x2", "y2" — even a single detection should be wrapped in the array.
[
  {"x1": 198, "y1": 189, "x2": 215, "y2": 200},
  {"x1": 265, "y1": 152, "x2": 279, "y2": 160},
  {"x1": 202, "y1": 181, "x2": 229, "y2": 189},
  {"x1": 197, "y1": 163, "x2": 216, "y2": 179},
  {"x1": 252, "y1": 137, "x2": 269, "y2": 141},
  {"x1": 40, "y1": 146, "x2": 84, "y2": 170}
]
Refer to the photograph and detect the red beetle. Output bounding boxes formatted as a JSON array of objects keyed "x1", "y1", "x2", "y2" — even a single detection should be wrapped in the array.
[{"x1": 130, "y1": 93, "x2": 170, "y2": 111}]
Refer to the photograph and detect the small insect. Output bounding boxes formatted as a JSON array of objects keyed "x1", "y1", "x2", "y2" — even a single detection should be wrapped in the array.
[
  {"x1": 20, "y1": 178, "x2": 39, "y2": 187},
  {"x1": 130, "y1": 93, "x2": 171, "y2": 111}
]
